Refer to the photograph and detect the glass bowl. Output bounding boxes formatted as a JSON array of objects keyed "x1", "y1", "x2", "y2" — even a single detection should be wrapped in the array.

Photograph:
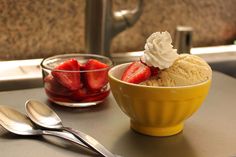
[{"x1": 41, "y1": 53, "x2": 113, "y2": 107}]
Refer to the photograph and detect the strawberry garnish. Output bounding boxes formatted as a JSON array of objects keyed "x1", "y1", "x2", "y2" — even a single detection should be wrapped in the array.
[
  {"x1": 83, "y1": 59, "x2": 109, "y2": 90},
  {"x1": 52, "y1": 58, "x2": 81, "y2": 90},
  {"x1": 140, "y1": 58, "x2": 159, "y2": 77},
  {"x1": 150, "y1": 66, "x2": 159, "y2": 76},
  {"x1": 121, "y1": 61, "x2": 151, "y2": 84}
]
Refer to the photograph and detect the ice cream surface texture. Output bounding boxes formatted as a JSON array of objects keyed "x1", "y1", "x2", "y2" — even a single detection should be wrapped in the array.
[
  {"x1": 141, "y1": 31, "x2": 178, "y2": 69},
  {"x1": 141, "y1": 54, "x2": 212, "y2": 87}
]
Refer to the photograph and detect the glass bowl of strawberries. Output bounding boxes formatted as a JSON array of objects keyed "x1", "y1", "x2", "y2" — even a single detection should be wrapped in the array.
[{"x1": 40, "y1": 53, "x2": 112, "y2": 107}]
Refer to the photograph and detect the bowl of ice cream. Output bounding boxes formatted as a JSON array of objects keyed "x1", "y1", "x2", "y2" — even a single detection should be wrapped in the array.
[{"x1": 108, "y1": 32, "x2": 212, "y2": 136}]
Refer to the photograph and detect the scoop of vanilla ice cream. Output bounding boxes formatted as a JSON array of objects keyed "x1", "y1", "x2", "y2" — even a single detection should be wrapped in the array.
[{"x1": 141, "y1": 54, "x2": 212, "y2": 87}]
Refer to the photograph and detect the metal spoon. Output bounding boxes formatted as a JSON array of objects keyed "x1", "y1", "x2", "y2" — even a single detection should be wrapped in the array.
[
  {"x1": 0, "y1": 105, "x2": 89, "y2": 149},
  {"x1": 25, "y1": 99, "x2": 117, "y2": 157}
]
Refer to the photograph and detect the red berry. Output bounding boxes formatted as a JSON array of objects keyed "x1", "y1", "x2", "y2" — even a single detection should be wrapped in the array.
[
  {"x1": 121, "y1": 61, "x2": 151, "y2": 84},
  {"x1": 83, "y1": 59, "x2": 109, "y2": 90},
  {"x1": 44, "y1": 75, "x2": 72, "y2": 96},
  {"x1": 52, "y1": 58, "x2": 81, "y2": 90},
  {"x1": 150, "y1": 66, "x2": 159, "y2": 76},
  {"x1": 80, "y1": 90, "x2": 110, "y2": 102},
  {"x1": 72, "y1": 87, "x2": 109, "y2": 102},
  {"x1": 72, "y1": 87, "x2": 89, "y2": 101}
]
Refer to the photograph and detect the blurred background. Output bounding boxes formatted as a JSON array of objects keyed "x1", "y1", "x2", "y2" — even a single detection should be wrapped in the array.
[{"x1": 0, "y1": 0, "x2": 235, "y2": 60}]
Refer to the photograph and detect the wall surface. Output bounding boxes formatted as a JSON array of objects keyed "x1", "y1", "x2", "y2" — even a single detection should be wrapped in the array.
[{"x1": 0, "y1": 0, "x2": 235, "y2": 60}]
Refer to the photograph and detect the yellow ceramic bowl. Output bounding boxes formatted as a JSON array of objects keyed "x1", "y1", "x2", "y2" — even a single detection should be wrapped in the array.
[{"x1": 108, "y1": 63, "x2": 211, "y2": 136}]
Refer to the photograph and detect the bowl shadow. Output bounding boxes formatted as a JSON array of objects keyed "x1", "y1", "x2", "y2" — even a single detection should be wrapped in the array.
[{"x1": 112, "y1": 129, "x2": 197, "y2": 157}]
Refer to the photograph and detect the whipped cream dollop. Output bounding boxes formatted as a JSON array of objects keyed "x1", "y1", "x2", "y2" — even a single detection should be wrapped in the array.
[{"x1": 141, "y1": 31, "x2": 179, "y2": 69}]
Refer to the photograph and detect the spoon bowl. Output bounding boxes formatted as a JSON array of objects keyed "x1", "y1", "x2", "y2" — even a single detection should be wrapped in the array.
[
  {"x1": 25, "y1": 99, "x2": 117, "y2": 157},
  {"x1": 0, "y1": 106, "x2": 40, "y2": 135},
  {"x1": 0, "y1": 105, "x2": 89, "y2": 149},
  {"x1": 25, "y1": 100, "x2": 62, "y2": 129}
]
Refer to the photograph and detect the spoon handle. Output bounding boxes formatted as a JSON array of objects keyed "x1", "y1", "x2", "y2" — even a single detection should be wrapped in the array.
[
  {"x1": 63, "y1": 127, "x2": 116, "y2": 157},
  {"x1": 42, "y1": 130, "x2": 89, "y2": 149}
]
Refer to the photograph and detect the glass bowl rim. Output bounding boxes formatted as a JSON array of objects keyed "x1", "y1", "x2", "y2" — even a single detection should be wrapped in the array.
[{"x1": 41, "y1": 53, "x2": 113, "y2": 72}]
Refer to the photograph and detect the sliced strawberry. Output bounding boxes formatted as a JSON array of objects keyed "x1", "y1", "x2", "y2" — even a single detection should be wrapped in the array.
[
  {"x1": 83, "y1": 59, "x2": 109, "y2": 90},
  {"x1": 44, "y1": 75, "x2": 72, "y2": 96},
  {"x1": 150, "y1": 66, "x2": 159, "y2": 76},
  {"x1": 44, "y1": 75, "x2": 73, "y2": 102},
  {"x1": 121, "y1": 61, "x2": 151, "y2": 84},
  {"x1": 140, "y1": 58, "x2": 159, "y2": 77},
  {"x1": 78, "y1": 62, "x2": 86, "y2": 71},
  {"x1": 81, "y1": 90, "x2": 110, "y2": 102},
  {"x1": 72, "y1": 87, "x2": 89, "y2": 101},
  {"x1": 52, "y1": 58, "x2": 81, "y2": 90},
  {"x1": 72, "y1": 87, "x2": 109, "y2": 102}
]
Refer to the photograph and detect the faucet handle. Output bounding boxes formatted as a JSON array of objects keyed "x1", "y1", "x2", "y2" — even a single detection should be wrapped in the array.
[
  {"x1": 173, "y1": 26, "x2": 193, "y2": 54},
  {"x1": 85, "y1": 0, "x2": 143, "y2": 56},
  {"x1": 112, "y1": 0, "x2": 143, "y2": 36}
]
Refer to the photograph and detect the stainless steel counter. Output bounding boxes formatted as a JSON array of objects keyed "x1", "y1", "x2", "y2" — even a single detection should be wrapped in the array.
[{"x1": 0, "y1": 71, "x2": 236, "y2": 157}]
